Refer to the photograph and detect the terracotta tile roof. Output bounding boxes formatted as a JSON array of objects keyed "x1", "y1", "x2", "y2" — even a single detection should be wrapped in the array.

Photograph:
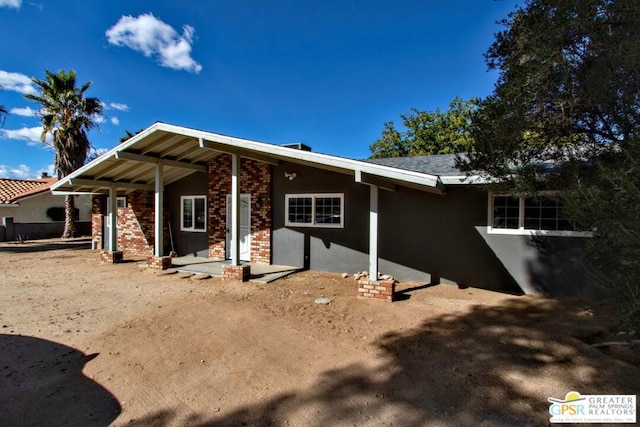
[{"x1": 0, "y1": 177, "x2": 58, "y2": 204}]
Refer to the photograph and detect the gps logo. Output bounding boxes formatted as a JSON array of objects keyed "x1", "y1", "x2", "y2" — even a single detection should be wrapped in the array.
[{"x1": 548, "y1": 391, "x2": 586, "y2": 417}]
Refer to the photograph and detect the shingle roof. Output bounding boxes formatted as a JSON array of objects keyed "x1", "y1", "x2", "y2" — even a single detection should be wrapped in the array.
[
  {"x1": 0, "y1": 177, "x2": 57, "y2": 204},
  {"x1": 365, "y1": 154, "x2": 467, "y2": 177}
]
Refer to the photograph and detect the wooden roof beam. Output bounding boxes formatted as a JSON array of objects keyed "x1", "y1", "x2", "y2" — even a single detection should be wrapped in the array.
[
  {"x1": 199, "y1": 138, "x2": 280, "y2": 166},
  {"x1": 115, "y1": 151, "x2": 207, "y2": 172}
]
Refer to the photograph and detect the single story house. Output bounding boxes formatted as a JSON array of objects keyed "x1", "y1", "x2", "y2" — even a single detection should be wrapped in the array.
[
  {"x1": 0, "y1": 174, "x2": 91, "y2": 241},
  {"x1": 52, "y1": 122, "x2": 594, "y2": 298}
]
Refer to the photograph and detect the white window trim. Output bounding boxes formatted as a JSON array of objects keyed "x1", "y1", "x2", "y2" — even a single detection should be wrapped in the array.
[
  {"x1": 106, "y1": 196, "x2": 127, "y2": 209},
  {"x1": 285, "y1": 193, "x2": 344, "y2": 228},
  {"x1": 487, "y1": 192, "x2": 592, "y2": 237},
  {"x1": 181, "y1": 195, "x2": 207, "y2": 232}
]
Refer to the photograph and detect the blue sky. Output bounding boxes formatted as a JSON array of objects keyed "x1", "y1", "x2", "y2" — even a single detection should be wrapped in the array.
[{"x1": 0, "y1": 0, "x2": 521, "y2": 179}]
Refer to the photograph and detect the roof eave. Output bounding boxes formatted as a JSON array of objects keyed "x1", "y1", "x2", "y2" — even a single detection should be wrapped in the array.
[
  {"x1": 439, "y1": 175, "x2": 492, "y2": 185},
  {"x1": 53, "y1": 122, "x2": 445, "y2": 194}
]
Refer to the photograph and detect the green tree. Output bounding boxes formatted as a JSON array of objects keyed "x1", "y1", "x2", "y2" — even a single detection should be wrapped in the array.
[
  {"x1": 369, "y1": 97, "x2": 478, "y2": 158},
  {"x1": 26, "y1": 69, "x2": 102, "y2": 238},
  {"x1": 459, "y1": 0, "x2": 640, "y2": 326},
  {"x1": 119, "y1": 129, "x2": 144, "y2": 143}
]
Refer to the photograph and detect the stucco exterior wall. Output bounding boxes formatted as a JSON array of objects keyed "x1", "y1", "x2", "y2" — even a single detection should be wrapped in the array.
[
  {"x1": 0, "y1": 193, "x2": 91, "y2": 223},
  {"x1": 272, "y1": 161, "x2": 593, "y2": 296},
  {"x1": 166, "y1": 171, "x2": 209, "y2": 257},
  {"x1": 0, "y1": 193, "x2": 92, "y2": 241},
  {"x1": 478, "y1": 230, "x2": 593, "y2": 297}
]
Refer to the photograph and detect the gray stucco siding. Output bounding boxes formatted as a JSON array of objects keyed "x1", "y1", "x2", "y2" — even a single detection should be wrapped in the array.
[
  {"x1": 272, "y1": 162, "x2": 520, "y2": 292},
  {"x1": 169, "y1": 160, "x2": 594, "y2": 297},
  {"x1": 376, "y1": 186, "x2": 519, "y2": 291},
  {"x1": 478, "y1": 230, "x2": 594, "y2": 297},
  {"x1": 166, "y1": 171, "x2": 209, "y2": 257},
  {"x1": 272, "y1": 162, "x2": 370, "y2": 269}
]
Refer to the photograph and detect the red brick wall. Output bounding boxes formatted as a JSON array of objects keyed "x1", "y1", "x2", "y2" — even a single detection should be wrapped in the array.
[
  {"x1": 91, "y1": 192, "x2": 170, "y2": 257},
  {"x1": 208, "y1": 155, "x2": 271, "y2": 264},
  {"x1": 90, "y1": 158, "x2": 271, "y2": 262},
  {"x1": 91, "y1": 196, "x2": 102, "y2": 250}
]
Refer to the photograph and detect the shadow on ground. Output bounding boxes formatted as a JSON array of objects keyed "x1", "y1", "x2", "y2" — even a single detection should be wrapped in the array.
[
  {"x1": 128, "y1": 296, "x2": 639, "y2": 426},
  {"x1": 0, "y1": 238, "x2": 91, "y2": 253},
  {"x1": 0, "y1": 334, "x2": 121, "y2": 426}
]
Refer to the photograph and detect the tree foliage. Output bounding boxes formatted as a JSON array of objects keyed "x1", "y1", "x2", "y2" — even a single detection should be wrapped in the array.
[
  {"x1": 460, "y1": 0, "x2": 640, "y2": 326},
  {"x1": 0, "y1": 104, "x2": 6, "y2": 127},
  {"x1": 119, "y1": 129, "x2": 144, "y2": 143},
  {"x1": 25, "y1": 69, "x2": 102, "y2": 238},
  {"x1": 369, "y1": 97, "x2": 478, "y2": 158}
]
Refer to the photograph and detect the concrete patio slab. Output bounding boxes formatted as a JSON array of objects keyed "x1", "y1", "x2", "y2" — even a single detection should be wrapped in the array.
[{"x1": 169, "y1": 256, "x2": 301, "y2": 283}]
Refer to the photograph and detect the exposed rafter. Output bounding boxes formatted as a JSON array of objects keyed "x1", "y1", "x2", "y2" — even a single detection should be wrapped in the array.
[
  {"x1": 115, "y1": 151, "x2": 207, "y2": 172},
  {"x1": 199, "y1": 138, "x2": 280, "y2": 166},
  {"x1": 68, "y1": 178, "x2": 153, "y2": 191}
]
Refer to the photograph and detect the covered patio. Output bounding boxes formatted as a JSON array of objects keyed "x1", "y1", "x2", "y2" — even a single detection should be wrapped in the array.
[{"x1": 52, "y1": 122, "x2": 444, "y2": 292}]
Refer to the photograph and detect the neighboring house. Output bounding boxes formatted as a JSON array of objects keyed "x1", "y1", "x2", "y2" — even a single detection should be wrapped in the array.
[
  {"x1": 0, "y1": 174, "x2": 91, "y2": 241},
  {"x1": 52, "y1": 122, "x2": 595, "y2": 298}
]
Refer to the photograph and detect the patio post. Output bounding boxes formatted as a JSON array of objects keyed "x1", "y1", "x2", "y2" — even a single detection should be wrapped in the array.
[
  {"x1": 230, "y1": 153, "x2": 240, "y2": 265},
  {"x1": 108, "y1": 184, "x2": 117, "y2": 251},
  {"x1": 155, "y1": 163, "x2": 163, "y2": 257},
  {"x1": 369, "y1": 184, "x2": 378, "y2": 280}
]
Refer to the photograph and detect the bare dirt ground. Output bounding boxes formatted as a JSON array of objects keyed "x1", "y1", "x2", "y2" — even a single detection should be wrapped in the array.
[{"x1": 0, "y1": 238, "x2": 638, "y2": 427}]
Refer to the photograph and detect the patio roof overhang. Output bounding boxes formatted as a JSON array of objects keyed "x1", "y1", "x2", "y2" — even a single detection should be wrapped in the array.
[
  {"x1": 51, "y1": 122, "x2": 445, "y2": 195},
  {"x1": 53, "y1": 122, "x2": 445, "y2": 272}
]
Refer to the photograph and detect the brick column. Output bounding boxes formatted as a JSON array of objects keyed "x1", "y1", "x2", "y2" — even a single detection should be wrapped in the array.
[
  {"x1": 358, "y1": 279, "x2": 395, "y2": 302},
  {"x1": 100, "y1": 250, "x2": 123, "y2": 264},
  {"x1": 207, "y1": 156, "x2": 271, "y2": 264},
  {"x1": 146, "y1": 256, "x2": 172, "y2": 270},
  {"x1": 222, "y1": 264, "x2": 251, "y2": 282}
]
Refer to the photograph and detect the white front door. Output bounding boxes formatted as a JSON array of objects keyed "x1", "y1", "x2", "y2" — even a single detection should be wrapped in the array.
[{"x1": 226, "y1": 194, "x2": 251, "y2": 261}]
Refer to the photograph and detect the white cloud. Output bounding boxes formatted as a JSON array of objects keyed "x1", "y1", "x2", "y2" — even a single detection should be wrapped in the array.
[
  {"x1": 36, "y1": 164, "x2": 55, "y2": 178},
  {"x1": 0, "y1": 70, "x2": 36, "y2": 95},
  {"x1": 106, "y1": 13, "x2": 202, "y2": 73},
  {"x1": 92, "y1": 114, "x2": 107, "y2": 124},
  {"x1": 10, "y1": 106, "x2": 37, "y2": 117},
  {"x1": 88, "y1": 147, "x2": 110, "y2": 162},
  {"x1": 0, "y1": 0, "x2": 22, "y2": 9},
  {"x1": 108, "y1": 102, "x2": 129, "y2": 112},
  {"x1": 110, "y1": 116, "x2": 120, "y2": 125},
  {"x1": 0, "y1": 126, "x2": 48, "y2": 146},
  {"x1": 0, "y1": 163, "x2": 54, "y2": 179},
  {"x1": 0, "y1": 164, "x2": 32, "y2": 179}
]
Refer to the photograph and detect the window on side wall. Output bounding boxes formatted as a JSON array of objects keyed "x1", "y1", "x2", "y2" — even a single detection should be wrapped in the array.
[
  {"x1": 285, "y1": 194, "x2": 344, "y2": 228},
  {"x1": 181, "y1": 195, "x2": 207, "y2": 232},
  {"x1": 489, "y1": 193, "x2": 589, "y2": 237},
  {"x1": 106, "y1": 196, "x2": 127, "y2": 209}
]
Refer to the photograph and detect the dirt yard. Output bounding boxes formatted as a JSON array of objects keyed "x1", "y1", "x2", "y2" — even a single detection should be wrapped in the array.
[{"x1": 0, "y1": 239, "x2": 638, "y2": 426}]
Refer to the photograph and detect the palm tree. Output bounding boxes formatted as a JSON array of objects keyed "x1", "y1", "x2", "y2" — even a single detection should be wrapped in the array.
[{"x1": 25, "y1": 69, "x2": 102, "y2": 238}]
